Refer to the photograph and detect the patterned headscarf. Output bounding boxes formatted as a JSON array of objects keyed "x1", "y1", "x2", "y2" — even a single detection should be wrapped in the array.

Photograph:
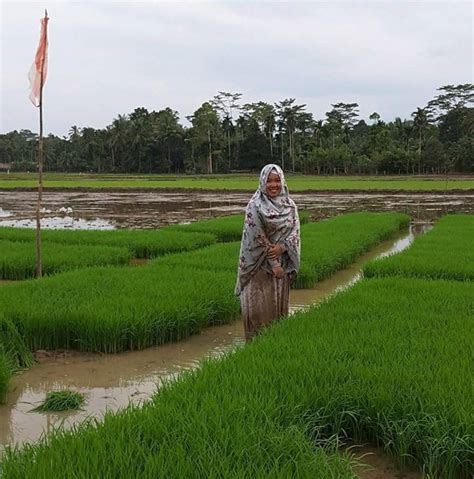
[{"x1": 235, "y1": 164, "x2": 300, "y2": 295}]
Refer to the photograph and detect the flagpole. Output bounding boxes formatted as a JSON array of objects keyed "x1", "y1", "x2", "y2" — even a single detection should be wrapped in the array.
[{"x1": 35, "y1": 9, "x2": 48, "y2": 278}]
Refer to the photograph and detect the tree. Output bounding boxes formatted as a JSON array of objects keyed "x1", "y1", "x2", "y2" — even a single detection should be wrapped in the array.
[
  {"x1": 211, "y1": 92, "x2": 242, "y2": 169},
  {"x1": 188, "y1": 103, "x2": 221, "y2": 174},
  {"x1": 426, "y1": 83, "x2": 474, "y2": 122},
  {"x1": 275, "y1": 98, "x2": 307, "y2": 172},
  {"x1": 411, "y1": 107, "x2": 429, "y2": 172}
]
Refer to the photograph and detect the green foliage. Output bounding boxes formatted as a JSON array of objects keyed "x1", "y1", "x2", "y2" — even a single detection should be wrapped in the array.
[
  {"x1": 157, "y1": 213, "x2": 408, "y2": 290},
  {"x1": 0, "y1": 314, "x2": 32, "y2": 403},
  {"x1": 0, "y1": 349, "x2": 13, "y2": 404},
  {"x1": 0, "y1": 265, "x2": 239, "y2": 353},
  {"x1": 0, "y1": 240, "x2": 132, "y2": 280},
  {"x1": 364, "y1": 215, "x2": 474, "y2": 281},
  {"x1": 33, "y1": 391, "x2": 85, "y2": 412},
  {"x1": 1, "y1": 84, "x2": 472, "y2": 175},
  {"x1": 0, "y1": 173, "x2": 472, "y2": 190},
  {"x1": 0, "y1": 227, "x2": 216, "y2": 259},
  {"x1": 1, "y1": 279, "x2": 471, "y2": 478},
  {"x1": 296, "y1": 213, "x2": 409, "y2": 288}
]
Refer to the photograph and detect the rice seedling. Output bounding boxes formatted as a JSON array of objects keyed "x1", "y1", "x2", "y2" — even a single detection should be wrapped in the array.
[
  {"x1": 0, "y1": 240, "x2": 132, "y2": 280},
  {"x1": 154, "y1": 213, "x2": 409, "y2": 290},
  {"x1": 0, "y1": 348, "x2": 13, "y2": 403},
  {"x1": 297, "y1": 212, "x2": 409, "y2": 287},
  {"x1": 0, "y1": 314, "x2": 32, "y2": 403},
  {"x1": 1, "y1": 172, "x2": 473, "y2": 190},
  {"x1": 167, "y1": 211, "x2": 310, "y2": 243},
  {"x1": 364, "y1": 214, "x2": 474, "y2": 281},
  {"x1": 0, "y1": 265, "x2": 240, "y2": 353},
  {"x1": 1, "y1": 277, "x2": 471, "y2": 478},
  {"x1": 0, "y1": 228, "x2": 216, "y2": 258},
  {"x1": 32, "y1": 391, "x2": 85, "y2": 412}
]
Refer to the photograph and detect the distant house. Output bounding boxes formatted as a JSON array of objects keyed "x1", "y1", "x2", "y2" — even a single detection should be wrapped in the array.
[{"x1": 0, "y1": 163, "x2": 12, "y2": 171}]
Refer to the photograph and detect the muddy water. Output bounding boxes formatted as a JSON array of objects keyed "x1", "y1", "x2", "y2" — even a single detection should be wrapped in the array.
[
  {"x1": 0, "y1": 225, "x2": 429, "y2": 452},
  {"x1": 0, "y1": 190, "x2": 472, "y2": 229}
]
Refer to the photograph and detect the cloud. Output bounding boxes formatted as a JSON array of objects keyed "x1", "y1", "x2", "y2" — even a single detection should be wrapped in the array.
[{"x1": 1, "y1": 0, "x2": 472, "y2": 136}]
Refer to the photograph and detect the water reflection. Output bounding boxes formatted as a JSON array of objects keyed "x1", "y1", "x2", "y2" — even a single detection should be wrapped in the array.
[{"x1": 0, "y1": 216, "x2": 115, "y2": 230}]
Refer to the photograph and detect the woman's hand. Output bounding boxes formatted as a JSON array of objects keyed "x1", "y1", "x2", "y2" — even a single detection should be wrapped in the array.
[
  {"x1": 272, "y1": 265, "x2": 285, "y2": 279},
  {"x1": 267, "y1": 244, "x2": 284, "y2": 260}
]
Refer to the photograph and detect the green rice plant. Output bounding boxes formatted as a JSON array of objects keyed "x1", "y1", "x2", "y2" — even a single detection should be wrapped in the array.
[
  {"x1": 0, "y1": 265, "x2": 240, "y2": 353},
  {"x1": 0, "y1": 348, "x2": 14, "y2": 403},
  {"x1": 1, "y1": 172, "x2": 473, "y2": 190},
  {"x1": 32, "y1": 391, "x2": 85, "y2": 412},
  {"x1": 296, "y1": 212, "x2": 409, "y2": 287},
  {"x1": 1, "y1": 278, "x2": 471, "y2": 477},
  {"x1": 0, "y1": 240, "x2": 132, "y2": 280},
  {"x1": 152, "y1": 241, "x2": 240, "y2": 273},
  {"x1": 154, "y1": 213, "x2": 408, "y2": 289},
  {"x1": 0, "y1": 228, "x2": 216, "y2": 259},
  {"x1": 167, "y1": 212, "x2": 310, "y2": 243},
  {"x1": 0, "y1": 313, "x2": 33, "y2": 403},
  {"x1": 364, "y1": 214, "x2": 474, "y2": 281},
  {"x1": 0, "y1": 314, "x2": 33, "y2": 370}
]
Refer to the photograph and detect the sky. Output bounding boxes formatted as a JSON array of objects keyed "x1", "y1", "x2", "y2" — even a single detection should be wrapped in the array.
[{"x1": 0, "y1": 0, "x2": 472, "y2": 137}]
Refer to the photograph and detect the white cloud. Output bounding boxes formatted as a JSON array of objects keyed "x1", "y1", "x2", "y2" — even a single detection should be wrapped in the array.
[{"x1": 1, "y1": 0, "x2": 472, "y2": 135}]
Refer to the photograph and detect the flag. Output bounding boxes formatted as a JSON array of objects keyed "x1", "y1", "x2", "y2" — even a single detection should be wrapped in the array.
[{"x1": 28, "y1": 12, "x2": 49, "y2": 107}]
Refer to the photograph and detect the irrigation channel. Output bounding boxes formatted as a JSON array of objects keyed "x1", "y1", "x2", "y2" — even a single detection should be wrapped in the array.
[
  {"x1": 0, "y1": 189, "x2": 472, "y2": 229},
  {"x1": 0, "y1": 224, "x2": 430, "y2": 471}
]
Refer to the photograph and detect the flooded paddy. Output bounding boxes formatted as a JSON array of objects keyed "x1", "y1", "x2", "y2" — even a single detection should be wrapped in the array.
[
  {"x1": 0, "y1": 224, "x2": 429, "y2": 451},
  {"x1": 0, "y1": 189, "x2": 472, "y2": 229}
]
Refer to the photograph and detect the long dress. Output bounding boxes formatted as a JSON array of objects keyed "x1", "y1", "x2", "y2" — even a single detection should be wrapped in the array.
[
  {"x1": 240, "y1": 268, "x2": 290, "y2": 341},
  {"x1": 235, "y1": 164, "x2": 300, "y2": 341}
]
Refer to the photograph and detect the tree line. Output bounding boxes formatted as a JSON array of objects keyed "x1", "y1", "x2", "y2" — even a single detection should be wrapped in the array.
[{"x1": 1, "y1": 84, "x2": 472, "y2": 175}]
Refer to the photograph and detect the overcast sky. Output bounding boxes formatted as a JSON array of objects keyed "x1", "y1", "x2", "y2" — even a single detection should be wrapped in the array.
[{"x1": 1, "y1": 0, "x2": 472, "y2": 137}]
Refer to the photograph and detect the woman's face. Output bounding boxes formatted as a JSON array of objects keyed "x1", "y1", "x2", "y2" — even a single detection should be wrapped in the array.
[{"x1": 266, "y1": 170, "x2": 282, "y2": 198}]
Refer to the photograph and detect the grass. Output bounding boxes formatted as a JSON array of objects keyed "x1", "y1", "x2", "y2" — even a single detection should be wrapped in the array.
[
  {"x1": 167, "y1": 211, "x2": 310, "y2": 243},
  {"x1": 364, "y1": 214, "x2": 474, "y2": 281},
  {"x1": 296, "y1": 213, "x2": 409, "y2": 287},
  {"x1": 0, "y1": 240, "x2": 132, "y2": 280},
  {"x1": 0, "y1": 227, "x2": 217, "y2": 259},
  {"x1": 1, "y1": 278, "x2": 471, "y2": 478},
  {"x1": 0, "y1": 314, "x2": 33, "y2": 403},
  {"x1": 0, "y1": 265, "x2": 239, "y2": 353},
  {"x1": 32, "y1": 391, "x2": 85, "y2": 412},
  {"x1": 0, "y1": 172, "x2": 473, "y2": 190},
  {"x1": 154, "y1": 213, "x2": 409, "y2": 289}
]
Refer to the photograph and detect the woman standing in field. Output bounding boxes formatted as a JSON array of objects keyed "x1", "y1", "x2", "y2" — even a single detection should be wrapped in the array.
[{"x1": 236, "y1": 164, "x2": 300, "y2": 341}]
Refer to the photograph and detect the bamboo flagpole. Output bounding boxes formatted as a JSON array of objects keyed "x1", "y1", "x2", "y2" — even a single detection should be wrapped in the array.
[{"x1": 28, "y1": 9, "x2": 49, "y2": 278}]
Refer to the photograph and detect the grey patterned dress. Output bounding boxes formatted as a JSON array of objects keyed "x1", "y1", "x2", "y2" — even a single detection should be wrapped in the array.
[{"x1": 236, "y1": 164, "x2": 300, "y2": 340}]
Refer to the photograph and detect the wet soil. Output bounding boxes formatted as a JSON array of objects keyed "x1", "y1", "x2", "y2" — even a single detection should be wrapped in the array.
[
  {"x1": 351, "y1": 445, "x2": 422, "y2": 479},
  {"x1": 0, "y1": 190, "x2": 472, "y2": 229}
]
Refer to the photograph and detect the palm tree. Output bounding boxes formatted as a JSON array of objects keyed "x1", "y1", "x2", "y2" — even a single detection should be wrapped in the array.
[{"x1": 411, "y1": 108, "x2": 429, "y2": 173}]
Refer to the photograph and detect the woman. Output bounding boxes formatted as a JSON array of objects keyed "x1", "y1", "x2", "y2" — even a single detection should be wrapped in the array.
[{"x1": 235, "y1": 164, "x2": 300, "y2": 341}]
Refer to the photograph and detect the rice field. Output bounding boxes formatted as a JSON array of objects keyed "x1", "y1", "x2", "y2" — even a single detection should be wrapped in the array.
[
  {"x1": 168, "y1": 211, "x2": 310, "y2": 242},
  {"x1": 364, "y1": 214, "x2": 474, "y2": 281},
  {"x1": 1, "y1": 172, "x2": 473, "y2": 190},
  {"x1": 154, "y1": 213, "x2": 409, "y2": 289},
  {"x1": 0, "y1": 265, "x2": 239, "y2": 353},
  {"x1": 0, "y1": 314, "x2": 32, "y2": 403},
  {"x1": 1, "y1": 277, "x2": 471, "y2": 478},
  {"x1": 0, "y1": 240, "x2": 132, "y2": 280},
  {"x1": 297, "y1": 213, "x2": 409, "y2": 287},
  {"x1": 0, "y1": 227, "x2": 217, "y2": 258}
]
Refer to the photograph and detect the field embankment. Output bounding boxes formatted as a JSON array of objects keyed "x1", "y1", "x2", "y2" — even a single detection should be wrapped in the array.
[{"x1": 0, "y1": 173, "x2": 473, "y2": 191}]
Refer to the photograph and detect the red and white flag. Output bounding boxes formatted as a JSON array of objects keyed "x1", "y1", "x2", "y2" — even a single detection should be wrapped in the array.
[{"x1": 28, "y1": 12, "x2": 49, "y2": 107}]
